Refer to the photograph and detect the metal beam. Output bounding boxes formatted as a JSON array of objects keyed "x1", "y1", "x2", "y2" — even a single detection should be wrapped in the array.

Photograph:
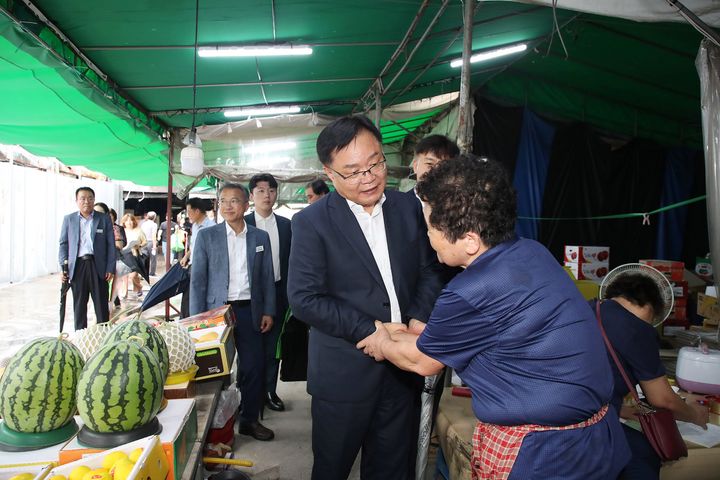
[
  {"x1": 457, "y1": 0, "x2": 476, "y2": 153},
  {"x1": 124, "y1": 76, "x2": 374, "y2": 91},
  {"x1": 150, "y1": 100, "x2": 357, "y2": 117},
  {"x1": 81, "y1": 41, "x2": 400, "y2": 52}
]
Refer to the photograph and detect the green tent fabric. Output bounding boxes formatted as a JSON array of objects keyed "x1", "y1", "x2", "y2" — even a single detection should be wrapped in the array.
[{"x1": 0, "y1": 13, "x2": 169, "y2": 185}]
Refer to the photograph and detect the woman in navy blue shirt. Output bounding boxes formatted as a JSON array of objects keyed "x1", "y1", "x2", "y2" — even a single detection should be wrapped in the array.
[
  {"x1": 359, "y1": 156, "x2": 630, "y2": 479},
  {"x1": 594, "y1": 273, "x2": 708, "y2": 479}
]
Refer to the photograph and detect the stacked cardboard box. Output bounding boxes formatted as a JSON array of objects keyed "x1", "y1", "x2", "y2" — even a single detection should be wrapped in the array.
[
  {"x1": 698, "y1": 292, "x2": 720, "y2": 328},
  {"x1": 639, "y1": 259, "x2": 688, "y2": 328},
  {"x1": 178, "y1": 305, "x2": 236, "y2": 381},
  {"x1": 563, "y1": 246, "x2": 610, "y2": 283}
]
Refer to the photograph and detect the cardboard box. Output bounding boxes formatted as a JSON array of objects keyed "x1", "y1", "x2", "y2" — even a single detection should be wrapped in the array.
[
  {"x1": 698, "y1": 293, "x2": 720, "y2": 325},
  {"x1": 564, "y1": 246, "x2": 610, "y2": 263},
  {"x1": 564, "y1": 261, "x2": 610, "y2": 283},
  {"x1": 51, "y1": 435, "x2": 168, "y2": 480},
  {"x1": 640, "y1": 259, "x2": 684, "y2": 282},
  {"x1": 190, "y1": 325, "x2": 235, "y2": 381},
  {"x1": 60, "y1": 399, "x2": 197, "y2": 480},
  {"x1": 0, "y1": 431, "x2": 73, "y2": 472},
  {"x1": 164, "y1": 379, "x2": 196, "y2": 399},
  {"x1": 179, "y1": 305, "x2": 234, "y2": 331}
]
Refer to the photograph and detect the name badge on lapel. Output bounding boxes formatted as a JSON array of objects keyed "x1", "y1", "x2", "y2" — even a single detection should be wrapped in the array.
[
  {"x1": 96, "y1": 229, "x2": 104, "y2": 234},
  {"x1": 256, "y1": 245, "x2": 264, "y2": 252}
]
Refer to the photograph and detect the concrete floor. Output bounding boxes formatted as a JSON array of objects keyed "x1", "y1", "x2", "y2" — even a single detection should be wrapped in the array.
[{"x1": 0, "y1": 271, "x2": 438, "y2": 480}]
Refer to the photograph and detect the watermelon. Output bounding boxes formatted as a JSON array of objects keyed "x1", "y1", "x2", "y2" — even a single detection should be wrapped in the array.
[
  {"x1": 102, "y1": 319, "x2": 169, "y2": 380},
  {"x1": 77, "y1": 337, "x2": 163, "y2": 432},
  {"x1": 0, "y1": 336, "x2": 84, "y2": 433}
]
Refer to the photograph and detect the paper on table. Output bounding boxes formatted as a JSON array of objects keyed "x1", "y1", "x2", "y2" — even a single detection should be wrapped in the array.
[{"x1": 676, "y1": 421, "x2": 720, "y2": 448}]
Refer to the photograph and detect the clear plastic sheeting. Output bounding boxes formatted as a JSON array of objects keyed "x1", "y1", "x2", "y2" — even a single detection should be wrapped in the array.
[
  {"x1": 167, "y1": 102, "x2": 458, "y2": 200},
  {"x1": 497, "y1": 0, "x2": 720, "y2": 26},
  {"x1": 695, "y1": 39, "x2": 720, "y2": 325}
]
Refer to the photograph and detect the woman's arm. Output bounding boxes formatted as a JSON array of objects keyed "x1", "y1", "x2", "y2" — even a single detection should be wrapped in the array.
[{"x1": 640, "y1": 376, "x2": 709, "y2": 428}]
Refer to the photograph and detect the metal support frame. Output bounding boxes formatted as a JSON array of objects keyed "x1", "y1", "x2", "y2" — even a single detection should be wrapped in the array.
[
  {"x1": 165, "y1": 139, "x2": 175, "y2": 321},
  {"x1": 457, "y1": 0, "x2": 477, "y2": 153}
]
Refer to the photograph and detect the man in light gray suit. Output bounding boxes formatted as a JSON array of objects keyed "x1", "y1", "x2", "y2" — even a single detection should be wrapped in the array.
[
  {"x1": 59, "y1": 187, "x2": 116, "y2": 330},
  {"x1": 190, "y1": 183, "x2": 277, "y2": 441}
]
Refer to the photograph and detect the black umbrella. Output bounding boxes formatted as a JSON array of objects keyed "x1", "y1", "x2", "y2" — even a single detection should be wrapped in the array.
[
  {"x1": 59, "y1": 260, "x2": 70, "y2": 333},
  {"x1": 120, "y1": 249, "x2": 150, "y2": 284},
  {"x1": 140, "y1": 262, "x2": 189, "y2": 312}
]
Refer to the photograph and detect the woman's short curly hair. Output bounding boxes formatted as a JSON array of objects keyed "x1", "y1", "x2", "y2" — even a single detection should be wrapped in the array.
[{"x1": 416, "y1": 154, "x2": 517, "y2": 247}]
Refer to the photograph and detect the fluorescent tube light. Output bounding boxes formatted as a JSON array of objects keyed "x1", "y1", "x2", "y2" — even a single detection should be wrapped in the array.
[
  {"x1": 198, "y1": 45, "x2": 313, "y2": 58},
  {"x1": 224, "y1": 106, "x2": 301, "y2": 117},
  {"x1": 450, "y1": 43, "x2": 527, "y2": 68}
]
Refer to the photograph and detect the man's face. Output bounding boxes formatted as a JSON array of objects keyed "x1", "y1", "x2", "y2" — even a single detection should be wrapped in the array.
[
  {"x1": 76, "y1": 190, "x2": 95, "y2": 216},
  {"x1": 324, "y1": 129, "x2": 386, "y2": 209},
  {"x1": 422, "y1": 204, "x2": 464, "y2": 267},
  {"x1": 251, "y1": 181, "x2": 278, "y2": 214},
  {"x1": 219, "y1": 188, "x2": 249, "y2": 223},
  {"x1": 412, "y1": 152, "x2": 445, "y2": 182},
  {"x1": 305, "y1": 187, "x2": 324, "y2": 204},
  {"x1": 186, "y1": 206, "x2": 201, "y2": 223}
]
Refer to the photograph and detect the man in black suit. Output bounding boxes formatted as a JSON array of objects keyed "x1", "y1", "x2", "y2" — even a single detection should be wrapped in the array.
[
  {"x1": 288, "y1": 116, "x2": 444, "y2": 480},
  {"x1": 59, "y1": 187, "x2": 116, "y2": 330},
  {"x1": 246, "y1": 173, "x2": 292, "y2": 412}
]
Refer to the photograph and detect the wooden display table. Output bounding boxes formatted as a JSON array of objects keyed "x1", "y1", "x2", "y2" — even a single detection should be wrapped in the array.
[{"x1": 434, "y1": 387, "x2": 720, "y2": 480}]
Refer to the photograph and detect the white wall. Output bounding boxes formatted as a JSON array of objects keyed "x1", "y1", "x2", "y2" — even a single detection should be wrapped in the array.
[{"x1": 0, "y1": 163, "x2": 123, "y2": 285}]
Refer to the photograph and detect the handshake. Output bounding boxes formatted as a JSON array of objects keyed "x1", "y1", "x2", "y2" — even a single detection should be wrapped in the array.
[{"x1": 356, "y1": 319, "x2": 426, "y2": 362}]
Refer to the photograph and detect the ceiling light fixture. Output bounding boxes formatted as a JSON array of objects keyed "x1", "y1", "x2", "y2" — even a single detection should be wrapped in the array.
[
  {"x1": 450, "y1": 43, "x2": 527, "y2": 68},
  {"x1": 180, "y1": 0, "x2": 204, "y2": 177},
  {"x1": 224, "y1": 105, "x2": 301, "y2": 118},
  {"x1": 198, "y1": 45, "x2": 313, "y2": 58}
]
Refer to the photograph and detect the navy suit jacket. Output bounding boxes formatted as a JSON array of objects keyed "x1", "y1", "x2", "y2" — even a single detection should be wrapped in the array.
[
  {"x1": 59, "y1": 211, "x2": 116, "y2": 281},
  {"x1": 189, "y1": 222, "x2": 276, "y2": 331},
  {"x1": 288, "y1": 190, "x2": 444, "y2": 402},
  {"x1": 245, "y1": 212, "x2": 291, "y2": 309}
]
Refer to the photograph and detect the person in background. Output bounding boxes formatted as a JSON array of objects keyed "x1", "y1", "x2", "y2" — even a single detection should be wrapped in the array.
[
  {"x1": 246, "y1": 173, "x2": 292, "y2": 412},
  {"x1": 179, "y1": 198, "x2": 216, "y2": 318},
  {"x1": 190, "y1": 183, "x2": 276, "y2": 441},
  {"x1": 593, "y1": 272, "x2": 709, "y2": 479},
  {"x1": 58, "y1": 187, "x2": 115, "y2": 330},
  {"x1": 120, "y1": 213, "x2": 147, "y2": 300},
  {"x1": 158, "y1": 212, "x2": 178, "y2": 261},
  {"x1": 109, "y1": 208, "x2": 126, "y2": 309},
  {"x1": 288, "y1": 115, "x2": 444, "y2": 480},
  {"x1": 140, "y1": 211, "x2": 158, "y2": 277},
  {"x1": 359, "y1": 155, "x2": 631, "y2": 479},
  {"x1": 94, "y1": 202, "x2": 110, "y2": 215},
  {"x1": 409, "y1": 134, "x2": 460, "y2": 198},
  {"x1": 305, "y1": 179, "x2": 330, "y2": 204}
]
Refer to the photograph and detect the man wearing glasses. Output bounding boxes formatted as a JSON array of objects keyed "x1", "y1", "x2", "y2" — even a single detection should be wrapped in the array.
[
  {"x1": 190, "y1": 183, "x2": 276, "y2": 441},
  {"x1": 288, "y1": 116, "x2": 444, "y2": 479},
  {"x1": 59, "y1": 187, "x2": 116, "y2": 330}
]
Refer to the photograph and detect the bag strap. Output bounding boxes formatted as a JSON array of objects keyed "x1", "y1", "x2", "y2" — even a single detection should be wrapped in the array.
[{"x1": 595, "y1": 301, "x2": 643, "y2": 405}]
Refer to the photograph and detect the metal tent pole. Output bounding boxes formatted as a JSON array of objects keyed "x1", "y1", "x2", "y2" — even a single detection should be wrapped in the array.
[
  {"x1": 165, "y1": 139, "x2": 174, "y2": 321},
  {"x1": 457, "y1": 0, "x2": 476, "y2": 153}
]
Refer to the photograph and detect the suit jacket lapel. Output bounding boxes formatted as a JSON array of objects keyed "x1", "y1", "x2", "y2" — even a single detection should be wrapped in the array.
[
  {"x1": 246, "y1": 227, "x2": 256, "y2": 287},
  {"x1": 328, "y1": 193, "x2": 384, "y2": 288},
  {"x1": 91, "y1": 213, "x2": 101, "y2": 242}
]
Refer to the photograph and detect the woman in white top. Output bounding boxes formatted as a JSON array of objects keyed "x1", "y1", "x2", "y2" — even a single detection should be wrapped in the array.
[{"x1": 120, "y1": 213, "x2": 147, "y2": 299}]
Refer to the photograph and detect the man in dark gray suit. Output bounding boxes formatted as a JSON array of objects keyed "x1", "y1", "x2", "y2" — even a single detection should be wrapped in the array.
[
  {"x1": 246, "y1": 173, "x2": 292, "y2": 412},
  {"x1": 59, "y1": 187, "x2": 116, "y2": 330},
  {"x1": 288, "y1": 116, "x2": 444, "y2": 479},
  {"x1": 190, "y1": 183, "x2": 276, "y2": 441}
]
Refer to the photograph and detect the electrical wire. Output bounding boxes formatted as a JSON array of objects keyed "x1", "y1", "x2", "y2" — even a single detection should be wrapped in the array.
[{"x1": 191, "y1": 0, "x2": 200, "y2": 131}]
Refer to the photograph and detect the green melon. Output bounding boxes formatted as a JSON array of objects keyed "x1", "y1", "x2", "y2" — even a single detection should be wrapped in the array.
[
  {"x1": 0, "y1": 336, "x2": 84, "y2": 433},
  {"x1": 102, "y1": 319, "x2": 169, "y2": 380},
  {"x1": 77, "y1": 338, "x2": 163, "y2": 433}
]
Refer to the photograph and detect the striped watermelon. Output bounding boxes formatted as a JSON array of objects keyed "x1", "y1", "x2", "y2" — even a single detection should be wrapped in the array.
[
  {"x1": 77, "y1": 337, "x2": 163, "y2": 432},
  {"x1": 102, "y1": 319, "x2": 169, "y2": 380},
  {"x1": 0, "y1": 336, "x2": 84, "y2": 433}
]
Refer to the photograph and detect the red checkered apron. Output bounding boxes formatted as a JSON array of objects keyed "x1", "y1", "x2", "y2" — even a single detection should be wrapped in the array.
[{"x1": 471, "y1": 405, "x2": 609, "y2": 480}]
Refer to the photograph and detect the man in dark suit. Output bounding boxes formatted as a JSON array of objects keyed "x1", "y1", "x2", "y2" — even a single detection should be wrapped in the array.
[
  {"x1": 245, "y1": 173, "x2": 292, "y2": 412},
  {"x1": 190, "y1": 183, "x2": 276, "y2": 441},
  {"x1": 288, "y1": 116, "x2": 444, "y2": 480},
  {"x1": 406, "y1": 134, "x2": 460, "y2": 204},
  {"x1": 59, "y1": 187, "x2": 116, "y2": 330}
]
